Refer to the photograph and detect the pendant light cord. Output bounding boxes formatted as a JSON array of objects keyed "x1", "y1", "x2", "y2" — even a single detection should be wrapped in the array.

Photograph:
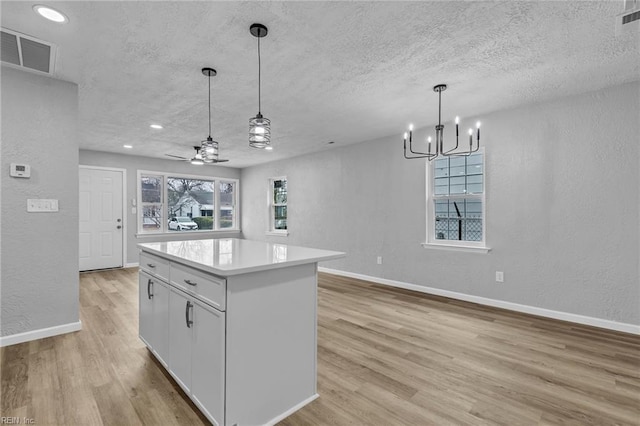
[
  {"x1": 208, "y1": 72, "x2": 212, "y2": 137},
  {"x1": 438, "y1": 89, "x2": 442, "y2": 126},
  {"x1": 257, "y1": 35, "x2": 262, "y2": 115}
]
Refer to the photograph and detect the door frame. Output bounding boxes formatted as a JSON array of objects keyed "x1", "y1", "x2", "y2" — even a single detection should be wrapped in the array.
[{"x1": 79, "y1": 165, "x2": 128, "y2": 269}]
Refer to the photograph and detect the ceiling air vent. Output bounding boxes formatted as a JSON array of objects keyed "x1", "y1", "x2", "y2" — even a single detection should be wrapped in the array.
[
  {"x1": 1, "y1": 28, "x2": 55, "y2": 75},
  {"x1": 616, "y1": 0, "x2": 640, "y2": 35}
]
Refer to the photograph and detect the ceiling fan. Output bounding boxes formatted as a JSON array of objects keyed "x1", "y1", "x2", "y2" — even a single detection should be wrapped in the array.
[{"x1": 165, "y1": 146, "x2": 229, "y2": 165}]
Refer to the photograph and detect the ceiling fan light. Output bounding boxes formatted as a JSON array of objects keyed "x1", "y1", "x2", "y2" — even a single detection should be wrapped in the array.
[
  {"x1": 190, "y1": 158, "x2": 204, "y2": 165},
  {"x1": 249, "y1": 115, "x2": 271, "y2": 149}
]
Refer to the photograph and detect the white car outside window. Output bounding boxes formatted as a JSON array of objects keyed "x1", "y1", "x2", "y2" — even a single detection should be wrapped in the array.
[{"x1": 168, "y1": 217, "x2": 199, "y2": 231}]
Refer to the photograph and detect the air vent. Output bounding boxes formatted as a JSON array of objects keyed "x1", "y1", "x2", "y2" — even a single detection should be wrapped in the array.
[
  {"x1": 1, "y1": 28, "x2": 55, "y2": 75},
  {"x1": 622, "y1": 10, "x2": 640, "y2": 24},
  {"x1": 616, "y1": 0, "x2": 640, "y2": 35}
]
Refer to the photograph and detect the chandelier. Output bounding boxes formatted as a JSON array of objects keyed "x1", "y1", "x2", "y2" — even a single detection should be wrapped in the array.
[
  {"x1": 249, "y1": 23, "x2": 271, "y2": 149},
  {"x1": 403, "y1": 84, "x2": 480, "y2": 161}
]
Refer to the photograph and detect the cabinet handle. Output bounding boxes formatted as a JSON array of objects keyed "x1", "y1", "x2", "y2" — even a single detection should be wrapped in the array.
[
  {"x1": 147, "y1": 279, "x2": 154, "y2": 299},
  {"x1": 185, "y1": 301, "x2": 193, "y2": 328},
  {"x1": 147, "y1": 263, "x2": 156, "y2": 268},
  {"x1": 184, "y1": 279, "x2": 197, "y2": 286}
]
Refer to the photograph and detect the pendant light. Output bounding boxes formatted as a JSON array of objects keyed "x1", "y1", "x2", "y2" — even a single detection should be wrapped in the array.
[
  {"x1": 249, "y1": 23, "x2": 271, "y2": 149},
  {"x1": 200, "y1": 67, "x2": 220, "y2": 162}
]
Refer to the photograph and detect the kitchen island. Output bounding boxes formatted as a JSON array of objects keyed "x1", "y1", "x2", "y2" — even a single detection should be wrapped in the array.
[{"x1": 137, "y1": 238, "x2": 345, "y2": 426}]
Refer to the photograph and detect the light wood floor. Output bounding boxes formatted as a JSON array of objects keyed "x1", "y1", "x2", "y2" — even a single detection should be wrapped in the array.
[{"x1": 1, "y1": 268, "x2": 639, "y2": 425}]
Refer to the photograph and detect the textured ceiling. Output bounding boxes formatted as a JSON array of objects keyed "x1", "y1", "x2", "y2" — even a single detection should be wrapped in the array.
[{"x1": 1, "y1": 1, "x2": 638, "y2": 168}]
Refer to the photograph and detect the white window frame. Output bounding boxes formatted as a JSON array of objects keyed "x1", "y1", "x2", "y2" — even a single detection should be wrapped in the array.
[
  {"x1": 136, "y1": 170, "x2": 240, "y2": 235},
  {"x1": 266, "y1": 176, "x2": 288, "y2": 236},
  {"x1": 423, "y1": 149, "x2": 490, "y2": 253}
]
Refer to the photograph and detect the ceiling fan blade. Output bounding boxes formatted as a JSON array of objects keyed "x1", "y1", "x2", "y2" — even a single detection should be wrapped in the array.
[
  {"x1": 165, "y1": 154, "x2": 188, "y2": 160},
  {"x1": 208, "y1": 159, "x2": 229, "y2": 163}
]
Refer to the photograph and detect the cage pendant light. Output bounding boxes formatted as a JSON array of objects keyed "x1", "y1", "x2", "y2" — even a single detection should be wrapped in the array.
[
  {"x1": 249, "y1": 23, "x2": 271, "y2": 149},
  {"x1": 201, "y1": 67, "x2": 220, "y2": 163}
]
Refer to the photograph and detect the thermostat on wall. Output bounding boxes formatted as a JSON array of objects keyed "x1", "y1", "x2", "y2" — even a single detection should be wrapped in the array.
[{"x1": 10, "y1": 163, "x2": 31, "y2": 178}]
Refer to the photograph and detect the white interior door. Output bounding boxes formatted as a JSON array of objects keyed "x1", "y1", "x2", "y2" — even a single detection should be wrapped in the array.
[{"x1": 79, "y1": 167, "x2": 124, "y2": 271}]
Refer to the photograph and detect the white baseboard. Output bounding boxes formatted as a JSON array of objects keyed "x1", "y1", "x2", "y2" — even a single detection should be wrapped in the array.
[
  {"x1": 0, "y1": 321, "x2": 83, "y2": 347},
  {"x1": 266, "y1": 393, "x2": 319, "y2": 426},
  {"x1": 125, "y1": 262, "x2": 139, "y2": 268},
  {"x1": 319, "y1": 268, "x2": 640, "y2": 335}
]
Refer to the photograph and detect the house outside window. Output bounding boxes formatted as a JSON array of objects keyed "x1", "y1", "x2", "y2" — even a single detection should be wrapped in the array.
[
  {"x1": 268, "y1": 177, "x2": 287, "y2": 235},
  {"x1": 137, "y1": 171, "x2": 239, "y2": 234},
  {"x1": 426, "y1": 150, "x2": 487, "y2": 250},
  {"x1": 167, "y1": 177, "x2": 214, "y2": 230}
]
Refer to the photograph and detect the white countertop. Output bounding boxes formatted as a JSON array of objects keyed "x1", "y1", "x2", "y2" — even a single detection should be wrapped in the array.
[{"x1": 138, "y1": 238, "x2": 345, "y2": 276}]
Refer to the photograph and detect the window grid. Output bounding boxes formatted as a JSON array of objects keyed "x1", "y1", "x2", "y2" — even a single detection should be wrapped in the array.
[
  {"x1": 428, "y1": 151, "x2": 485, "y2": 246},
  {"x1": 269, "y1": 177, "x2": 287, "y2": 232}
]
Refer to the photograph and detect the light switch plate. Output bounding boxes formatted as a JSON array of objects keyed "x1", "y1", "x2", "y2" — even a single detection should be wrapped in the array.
[{"x1": 27, "y1": 199, "x2": 59, "y2": 212}]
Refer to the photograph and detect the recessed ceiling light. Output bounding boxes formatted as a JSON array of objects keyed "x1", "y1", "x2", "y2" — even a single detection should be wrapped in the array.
[
  {"x1": 265, "y1": 146, "x2": 273, "y2": 151},
  {"x1": 33, "y1": 5, "x2": 68, "y2": 23},
  {"x1": 150, "y1": 124, "x2": 163, "y2": 129},
  {"x1": 123, "y1": 145, "x2": 133, "y2": 149}
]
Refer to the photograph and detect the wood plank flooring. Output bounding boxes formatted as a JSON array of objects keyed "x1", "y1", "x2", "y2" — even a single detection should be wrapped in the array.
[{"x1": 2, "y1": 268, "x2": 639, "y2": 425}]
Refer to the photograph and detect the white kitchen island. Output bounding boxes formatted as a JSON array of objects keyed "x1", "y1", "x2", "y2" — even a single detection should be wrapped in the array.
[{"x1": 137, "y1": 238, "x2": 345, "y2": 426}]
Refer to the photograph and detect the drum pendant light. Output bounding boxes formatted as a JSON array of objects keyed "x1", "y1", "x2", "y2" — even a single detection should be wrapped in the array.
[{"x1": 249, "y1": 23, "x2": 271, "y2": 149}]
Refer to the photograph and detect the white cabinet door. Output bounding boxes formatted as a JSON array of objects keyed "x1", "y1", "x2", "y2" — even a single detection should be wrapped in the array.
[
  {"x1": 169, "y1": 288, "x2": 193, "y2": 394},
  {"x1": 152, "y1": 280, "x2": 169, "y2": 367},
  {"x1": 139, "y1": 271, "x2": 154, "y2": 349},
  {"x1": 191, "y1": 301, "x2": 226, "y2": 426}
]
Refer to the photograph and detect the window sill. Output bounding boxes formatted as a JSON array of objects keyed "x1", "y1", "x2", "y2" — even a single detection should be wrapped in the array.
[
  {"x1": 266, "y1": 231, "x2": 289, "y2": 237},
  {"x1": 136, "y1": 229, "x2": 241, "y2": 238},
  {"x1": 421, "y1": 242, "x2": 491, "y2": 253}
]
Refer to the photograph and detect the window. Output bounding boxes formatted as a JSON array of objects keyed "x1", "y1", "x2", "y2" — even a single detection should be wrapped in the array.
[
  {"x1": 140, "y1": 174, "x2": 163, "y2": 231},
  {"x1": 167, "y1": 177, "x2": 214, "y2": 230},
  {"x1": 137, "y1": 171, "x2": 239, "y2": 234},
  {"x1": 426, "y1": 150, "x2": 486, "y2": 249},
  {"x1": 268, "y1": 177, "x2": 287, "y2": 234},
  {"x1": 219, "y1": 181, "x2": 236, "y2": 229}
]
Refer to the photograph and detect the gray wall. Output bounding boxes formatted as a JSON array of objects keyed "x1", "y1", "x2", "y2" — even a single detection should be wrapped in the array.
[
  {"x1": 241, "y1": 81, "x2": 640, "y2": 325},
  {"x1": 1, "y1": 66, "x2": 79, "y2": 336},
  {"x1": 79, "y1": 150, "x2": 242, "y2": 265}
]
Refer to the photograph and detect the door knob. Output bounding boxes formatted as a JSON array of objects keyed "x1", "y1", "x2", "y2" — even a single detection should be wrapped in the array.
[
  {"x1": 117, "y1": 218, "x2": 122, "y2": 222},
  {"x1": 117, "y1": 225, "x2": 122, "y2": 229}
]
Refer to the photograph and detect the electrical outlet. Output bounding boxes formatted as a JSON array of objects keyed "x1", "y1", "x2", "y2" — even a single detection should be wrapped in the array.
[
  {"x1": 377, "y1": 256, "x2": 383, "y2": 265},
  {"x1": 496, "y1": 271, "x2": 504, "y2": 283}
]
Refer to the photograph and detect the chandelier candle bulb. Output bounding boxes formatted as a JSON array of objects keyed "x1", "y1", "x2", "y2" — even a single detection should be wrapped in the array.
[{"x1": 476, "y1": 121, "x2": 481, "y2": 142}]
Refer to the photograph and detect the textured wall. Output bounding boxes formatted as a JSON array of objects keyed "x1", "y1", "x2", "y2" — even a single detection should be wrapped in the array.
[
  {"x1": 1, "y1": 66, "x2": 79, "y2": 336},
  {"x1": 78, "y1": 150, "x2": 242, "y2": 265},
  {"x1": 241, "y1": 82, "x2": 640, "y2": 325}
]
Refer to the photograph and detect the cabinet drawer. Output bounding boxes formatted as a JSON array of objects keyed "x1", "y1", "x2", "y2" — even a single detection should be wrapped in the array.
[
  {"x1": 170, "y1": 263, "x2": 226, "y2": 311},
  {"x1": 140, "y1": 251, "x2": 170, "y2": 282}
]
